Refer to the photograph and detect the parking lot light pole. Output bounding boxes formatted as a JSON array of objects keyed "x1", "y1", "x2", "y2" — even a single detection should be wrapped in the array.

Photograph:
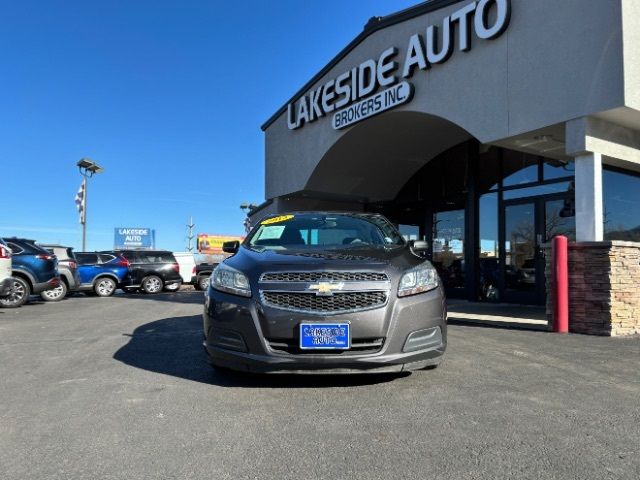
[{"x1": 77, "y1": 158, "x2": 104, "y2": 251}]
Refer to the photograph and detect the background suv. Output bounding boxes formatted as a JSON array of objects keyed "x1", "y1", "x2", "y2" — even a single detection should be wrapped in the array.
[
  {"x1": 75, "y1": 252, "x2": 130, "y2": 297},
  {"x1": 39, "y1": 244, "x2": 80, "y2": 301},
  {"x1": 0, "y1": 238, "x2": 12, "y2": 299},
  {"x1": 0, "y1": 237, "x2": 59, "y2": 308},
  {"x1": 109, "y1": 250, "x2": 181, "y2": 294}
]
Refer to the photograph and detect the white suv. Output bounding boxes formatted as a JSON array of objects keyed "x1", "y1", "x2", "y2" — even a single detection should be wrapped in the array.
[{"x1": 0, "y1": 238, "x2": 12, "y2": 298}]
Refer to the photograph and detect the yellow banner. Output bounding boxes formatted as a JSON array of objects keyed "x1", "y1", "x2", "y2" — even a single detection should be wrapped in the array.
[{"x1": 197, "y1": 234, "x2": 244, "y2": 254}]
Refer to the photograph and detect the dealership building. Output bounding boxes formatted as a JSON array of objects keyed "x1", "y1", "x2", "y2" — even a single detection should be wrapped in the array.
[{"x1": 253, "y1": 0, "x2": 640, "y2": 336}]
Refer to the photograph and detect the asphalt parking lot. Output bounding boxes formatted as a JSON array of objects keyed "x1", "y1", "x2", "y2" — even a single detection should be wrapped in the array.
[{"x1": 1, "y1": 291, "x2": 639, "y2": 480}]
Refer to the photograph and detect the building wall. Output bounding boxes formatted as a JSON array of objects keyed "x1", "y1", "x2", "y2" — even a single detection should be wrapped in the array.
[
  {"x1": 622, "y1": 0, "x2": 640, "y2": 112},
  {"x1": 265, "y1": 0, "x2": 626, "y2": 201},
  {"x1": 545, "y1": 241, "x2": 640, "y2": 336}
]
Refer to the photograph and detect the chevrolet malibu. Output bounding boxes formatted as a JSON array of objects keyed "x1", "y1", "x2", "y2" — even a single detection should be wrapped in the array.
[{"x1": 203, "y1": 212, "x2": 446, "y2": 374}]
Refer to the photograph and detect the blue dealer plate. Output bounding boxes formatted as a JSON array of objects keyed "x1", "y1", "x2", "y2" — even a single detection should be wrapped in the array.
[{"x1": 299, "y1": 323, "x2": 350, "y2": 350}]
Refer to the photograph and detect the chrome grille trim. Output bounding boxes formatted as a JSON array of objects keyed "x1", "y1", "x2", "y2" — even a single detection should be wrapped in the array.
[
  {"x1": 260, "y1": 291, "x2": 388, "y2": 315},
  {"x1": 259, "y1": 271, "x2": 389, "y2": 283}
]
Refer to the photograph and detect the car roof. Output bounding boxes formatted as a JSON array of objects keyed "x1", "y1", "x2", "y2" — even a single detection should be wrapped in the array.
[{"x1": 3, "y1": 237, "x2": 36, "y2": 243}]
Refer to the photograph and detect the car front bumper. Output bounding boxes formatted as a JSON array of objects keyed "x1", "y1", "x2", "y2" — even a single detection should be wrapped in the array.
[{"x1": 203, "y1": 288, "x2": 446, "y2": 374}]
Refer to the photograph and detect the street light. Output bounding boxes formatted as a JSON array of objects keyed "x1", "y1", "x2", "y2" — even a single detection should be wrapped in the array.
[
  {"x1": 77, "y1": 158, "x2": 104, "y2": 250},
  {"x1": 77, "y1": 158, "x2": 104, "y2": 176}
]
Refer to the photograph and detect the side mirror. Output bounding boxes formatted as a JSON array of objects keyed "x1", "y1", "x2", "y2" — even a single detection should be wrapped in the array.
[
  {"x1": 411, "y1": 240, "x2": 429, "y2": 252},
  {"x1": 222, "y1": 241, "x2": 240, "y2": 254}
]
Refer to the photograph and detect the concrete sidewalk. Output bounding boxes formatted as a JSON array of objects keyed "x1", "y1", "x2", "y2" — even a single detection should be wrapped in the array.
[{"x1": 447, "y1": 299, "x2": 548, "y2": 331}]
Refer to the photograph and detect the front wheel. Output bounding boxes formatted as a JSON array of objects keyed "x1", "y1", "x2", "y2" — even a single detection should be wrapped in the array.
[
  {"x1": 41, "y1": 281, "x2": 68, "y2": 302},
  {"x1": 0, "y1": 277, "x2": 31, "y2": 308},
  {"x1": 164, "y1": 282, "x2": 180, "y2": 292},
  {"x1": 141, "y1": 275, "x2": 163, "y2": 294},
  {"x1": 94, "y1": 277, "x2": 117, "y2": 297}
]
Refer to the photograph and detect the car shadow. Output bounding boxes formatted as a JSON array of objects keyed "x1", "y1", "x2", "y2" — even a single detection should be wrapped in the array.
[
  {"x1": 116, "y1": 290, "x2": 206, "y2": 305},
  {"x1": 113, "y1": 314, "x2": 409, "y2": 388}
]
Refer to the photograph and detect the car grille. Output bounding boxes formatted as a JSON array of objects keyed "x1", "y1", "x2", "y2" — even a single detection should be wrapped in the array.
[
  {"x1": 260, "y1": 271, "x2": 388, "y2": 283},
  {"x1": 266, "y1": 337, "x2": 385, "y2": 355},
  {"x1": 261, "y1": 291, "x2": 387, "y2": 314}
]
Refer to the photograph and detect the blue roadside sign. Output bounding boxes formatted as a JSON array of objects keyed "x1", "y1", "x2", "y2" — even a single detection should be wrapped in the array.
[{"x1": 114, "y1": 227, "x2": 155, "y2": 249}]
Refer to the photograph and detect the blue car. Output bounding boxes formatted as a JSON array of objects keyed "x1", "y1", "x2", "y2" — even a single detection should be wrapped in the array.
[
  {"x1": 74, "y1": 252, "x2": 130, "y2": 297},
  {"x1": 0, "y1": 237, "x2": 60, "y2": 308}
]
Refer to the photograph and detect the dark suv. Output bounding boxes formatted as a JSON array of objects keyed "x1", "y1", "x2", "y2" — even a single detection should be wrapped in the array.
[
  {"x1": 107, "y1": 250, "x2": 181, "y2": 294},
  {"x1": 39, "y1": 244, "x2": 80, "y2": 301},
  {"x1": 0, "y1": 237, "x2": 60, "y2": 308}
]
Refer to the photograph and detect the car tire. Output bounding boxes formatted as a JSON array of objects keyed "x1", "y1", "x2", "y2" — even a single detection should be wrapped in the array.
[
  {"x1": 0, "y1": 277, "x2": 31, "y2": 308},
  {"x1": 94, "y1": 277, "x2": 117, "y2": 297},
  {"x1": 141, "y1": 275, "x2": 163, "y2": 294},
  {"x1": 164, "y1": 283, "x2": 180, "y2": 292},
  {"x1": 40, "y1": 281, "x2": 68, "y2": 302},
  {"x1": 197, "y1": 276, "x2": 210, "y2": 291}
]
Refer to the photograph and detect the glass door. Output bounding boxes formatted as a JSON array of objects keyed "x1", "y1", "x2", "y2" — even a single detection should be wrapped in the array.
[
  {"x1": 500, "y1": 194, "x2": 575, "y2": 305},
  {"x1": 502, "y1": 201, "x2": 540, "y2": 304}
]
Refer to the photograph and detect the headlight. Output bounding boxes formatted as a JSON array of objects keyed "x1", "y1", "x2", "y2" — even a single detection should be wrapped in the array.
[
  {"x1": 211, "y1": 263, "x2": 251, "y2": 298},
  {"x1": 398, "y1": 261, "x2": 439, "y2": 297}
]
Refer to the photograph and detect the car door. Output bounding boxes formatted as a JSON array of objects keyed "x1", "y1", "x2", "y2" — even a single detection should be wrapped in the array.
[
  {"x1": 121, "y1": 251, "x2": 144, "y2": 285},
  {"x1": 75, "y1": 253, "x2": 100, "y2": 285}
]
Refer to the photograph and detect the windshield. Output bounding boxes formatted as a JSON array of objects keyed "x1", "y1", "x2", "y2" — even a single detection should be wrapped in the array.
[{"x1": 247, "y1": 213, "x2": 405, "y2": 250}]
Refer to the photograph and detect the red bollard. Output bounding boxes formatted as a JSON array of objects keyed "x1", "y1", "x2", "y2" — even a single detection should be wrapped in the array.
[{"x1": 552, "y1": 235, "x2": 569, "y2": 333}]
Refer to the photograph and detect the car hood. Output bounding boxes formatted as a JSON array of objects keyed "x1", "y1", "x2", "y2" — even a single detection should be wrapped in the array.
[{"x1": 223, "y1": 245, "x2": 426, "y2": 280}]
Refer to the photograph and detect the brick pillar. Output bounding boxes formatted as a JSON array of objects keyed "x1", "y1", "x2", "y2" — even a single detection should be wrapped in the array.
[{"x1": 545, "y1": 241, "x2": 640, "y2": 336}]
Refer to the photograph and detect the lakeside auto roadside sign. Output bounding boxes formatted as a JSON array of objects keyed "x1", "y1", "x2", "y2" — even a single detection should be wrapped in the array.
[{"x1": 114, "y1": 227, "x2": 155, "y2": 249}]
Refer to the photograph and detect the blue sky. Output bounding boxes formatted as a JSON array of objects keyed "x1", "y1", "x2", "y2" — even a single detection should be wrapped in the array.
[{"x1": 0, "y1": 0, "x2": 419, "y2": 252}]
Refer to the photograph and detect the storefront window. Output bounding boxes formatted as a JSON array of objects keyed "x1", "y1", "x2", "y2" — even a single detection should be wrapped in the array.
[
  {"x1": 603, "y1": 169, "x2": 640, "y2": 241},
  {"x1": 503, "y1": 151, "x2": 539, "y2": 186},
  {"x1": 480, "y1": 193, "x2": 498, "y2": 259},
  {"x1": 398, "y1": 224, "x2": 419, "y2": 241},
  {"x1": 543, "y1": 159, "x2": 574, "y2": 180},
  {"x1": 546, "y1": 199, "x2": 575, "y2": 241},
  {"x1": 503, "y1": 181, "x2": 572, "y2": 200},
  {"x1": 432, "y1": 210, "x2": 465, "y2": 294},
  {"x1": 479, "y1": 193, "x2": 499, "y2": 301}
]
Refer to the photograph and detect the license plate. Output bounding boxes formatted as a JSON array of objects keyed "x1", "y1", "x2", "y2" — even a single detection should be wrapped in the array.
[{"x1": 299, "y1": 323, "x2": 350, "y2": 350}]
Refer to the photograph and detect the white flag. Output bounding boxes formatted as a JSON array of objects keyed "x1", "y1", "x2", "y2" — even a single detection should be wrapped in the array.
[{"x1": 75, "y1": 180, "x2": 86, "y2": 224}]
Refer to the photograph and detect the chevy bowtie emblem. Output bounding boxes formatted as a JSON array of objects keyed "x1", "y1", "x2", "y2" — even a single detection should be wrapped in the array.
[{"x1": 308, "y1": 282, "x2": 344, "y2": 296}]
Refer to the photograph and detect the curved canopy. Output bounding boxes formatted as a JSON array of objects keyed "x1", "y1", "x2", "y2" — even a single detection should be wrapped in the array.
[{"x1": 305, "y1": 111, "x2": 471, "y2": 202}]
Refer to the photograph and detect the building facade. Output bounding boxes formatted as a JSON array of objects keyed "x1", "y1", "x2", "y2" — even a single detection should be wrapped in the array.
[{"x1": 256, "y1": 0, "x2": 640, "y2": 335}]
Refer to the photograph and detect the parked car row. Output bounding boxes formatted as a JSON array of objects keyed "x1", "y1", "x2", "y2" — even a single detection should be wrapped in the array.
[{"x1": 0, "y1": 238, "x2": 216, "y2": 308}]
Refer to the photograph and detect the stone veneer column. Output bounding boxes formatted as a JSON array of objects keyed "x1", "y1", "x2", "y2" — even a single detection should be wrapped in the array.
[{"x1": 545, "y1": 241, "x2": 640, "y2": 336}]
